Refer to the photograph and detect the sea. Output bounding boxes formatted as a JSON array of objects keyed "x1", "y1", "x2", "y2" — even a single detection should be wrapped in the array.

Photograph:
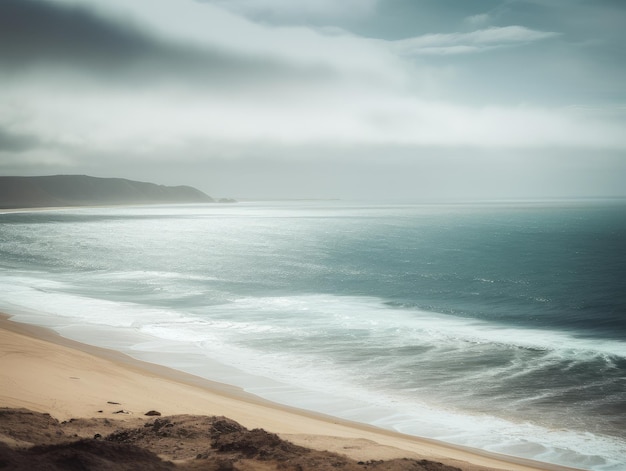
[{"x1": 0, "y1": 200, "x2": 624, "y2": 470}]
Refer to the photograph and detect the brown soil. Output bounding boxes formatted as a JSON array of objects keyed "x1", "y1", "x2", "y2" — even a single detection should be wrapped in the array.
[{"x1": 0, "y1": 408, "x2": 462, "y2": 471}]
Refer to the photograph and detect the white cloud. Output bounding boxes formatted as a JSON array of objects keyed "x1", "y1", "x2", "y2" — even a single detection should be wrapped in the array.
[
  {"x1": 5, "y1": 72, "x2": 625, "y2": 160},
  {"x1": 204, "y1": 0, "x2": 379, "y2": 23},
  {"x1": 393, "y1": 26, "x2": 560, "y2": 55},
  {"x1": 464, "y1": 13, "x2": 491, "y2": 28}
]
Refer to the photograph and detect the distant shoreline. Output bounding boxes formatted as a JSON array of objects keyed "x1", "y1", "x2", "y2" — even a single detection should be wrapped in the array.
[
  {"x1": 0, "y1": 202, "x2": 218, "y2": 214},
  {"x1": 0, "y1": 175, "x2": 216, "y2": 209}
]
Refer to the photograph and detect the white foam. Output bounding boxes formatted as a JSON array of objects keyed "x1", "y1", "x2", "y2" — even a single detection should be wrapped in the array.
[
  {"x1": 1, "y1": 275, "x2": 624, "y2": 470},
  {"x1": 0, "y1": 275, "x2": 184, "y2": 328},
  {"x1": 215, "y1": 294, "x2": 626, "y2": 359}
]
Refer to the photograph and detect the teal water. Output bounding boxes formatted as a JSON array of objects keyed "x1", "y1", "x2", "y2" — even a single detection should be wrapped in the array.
[{"x1": 1, "y1": 201, "x2": 624, "y2": 470}]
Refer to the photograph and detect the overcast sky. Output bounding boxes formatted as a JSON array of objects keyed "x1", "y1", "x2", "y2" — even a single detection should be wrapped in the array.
[{"x1": 1, "y1": 0, "x2": 625, "y2": 200}]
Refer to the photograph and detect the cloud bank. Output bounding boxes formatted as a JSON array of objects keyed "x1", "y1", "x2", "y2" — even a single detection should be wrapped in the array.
[{"x1": 1, "y1": 0, "x2": 624, "y2": 199}]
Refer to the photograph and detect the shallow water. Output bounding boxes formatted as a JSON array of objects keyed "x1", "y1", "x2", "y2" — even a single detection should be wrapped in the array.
[{"x1": 1, "y1": 200, "x2": 625, "y2": 470}]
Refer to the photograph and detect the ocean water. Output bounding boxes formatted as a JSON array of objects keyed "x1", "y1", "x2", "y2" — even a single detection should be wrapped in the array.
[{"x1": 0, "y1": 200, "x2": 624, "y2": 470}]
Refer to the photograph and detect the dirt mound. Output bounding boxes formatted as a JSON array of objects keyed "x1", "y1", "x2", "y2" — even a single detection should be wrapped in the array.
[
  {"x1": 0, "y1": 408, "x2": 463, "y2": 471},
  {"x1": 0, "y1": 440, "x2": 173, "y2": 470}
]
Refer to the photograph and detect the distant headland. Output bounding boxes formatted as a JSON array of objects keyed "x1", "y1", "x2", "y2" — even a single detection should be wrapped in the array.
[{"x1": 0, "y1": 175, "x2": 222, "y2": 209}]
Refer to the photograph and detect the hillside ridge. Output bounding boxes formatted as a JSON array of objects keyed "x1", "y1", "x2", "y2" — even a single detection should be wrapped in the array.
[{"x1": 0, "y1": 175, "x2": 214, "y2": 209}]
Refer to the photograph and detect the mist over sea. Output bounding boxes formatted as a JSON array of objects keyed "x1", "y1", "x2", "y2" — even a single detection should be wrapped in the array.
[{"x1": 1, "y1": 201, "x2": 624, "y2": 470}]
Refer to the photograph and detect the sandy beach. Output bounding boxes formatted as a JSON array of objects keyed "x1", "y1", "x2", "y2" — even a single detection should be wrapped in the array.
[{"x1": 0, "y1": 312, "x2": 581, "y2": 471}]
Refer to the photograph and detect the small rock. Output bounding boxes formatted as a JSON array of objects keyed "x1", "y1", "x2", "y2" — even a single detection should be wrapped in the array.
[
  {"x1": 144, "y1": 410, "x2": 162, "y2": 416},
  {"x1": 94, "y1": 433, "x2": 102, "y2": 440},
  {"x1": 107, "y1": 401, "x2": 121, "y2": 405},
  {"x1": 113, "y1": 409, "x2": 131, "y2": 414}
]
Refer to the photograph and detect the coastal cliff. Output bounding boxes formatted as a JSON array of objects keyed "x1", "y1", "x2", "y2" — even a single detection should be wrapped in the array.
[{"x1": 0, "y1": 175, "x2": 214, "y2": 209}]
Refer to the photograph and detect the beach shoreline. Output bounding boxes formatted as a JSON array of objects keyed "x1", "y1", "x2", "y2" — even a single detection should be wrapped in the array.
[{"x1": 0, "y1": 311, "x2": 579, "y2": 471}]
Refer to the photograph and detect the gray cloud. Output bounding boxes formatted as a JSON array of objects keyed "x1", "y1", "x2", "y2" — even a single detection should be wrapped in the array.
[
  {"x1": 1, "y1": 0, "x2": 624, "y2": 200},
  {"x1": 0, "y1": 127, "x2": 42, "y2": 153},
  {"x1": 0, "y1": 0, "x2": 159, "y2": 72},
  {"x1": 0, "y1": 0, "x2": 331, "y2": 89}
]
